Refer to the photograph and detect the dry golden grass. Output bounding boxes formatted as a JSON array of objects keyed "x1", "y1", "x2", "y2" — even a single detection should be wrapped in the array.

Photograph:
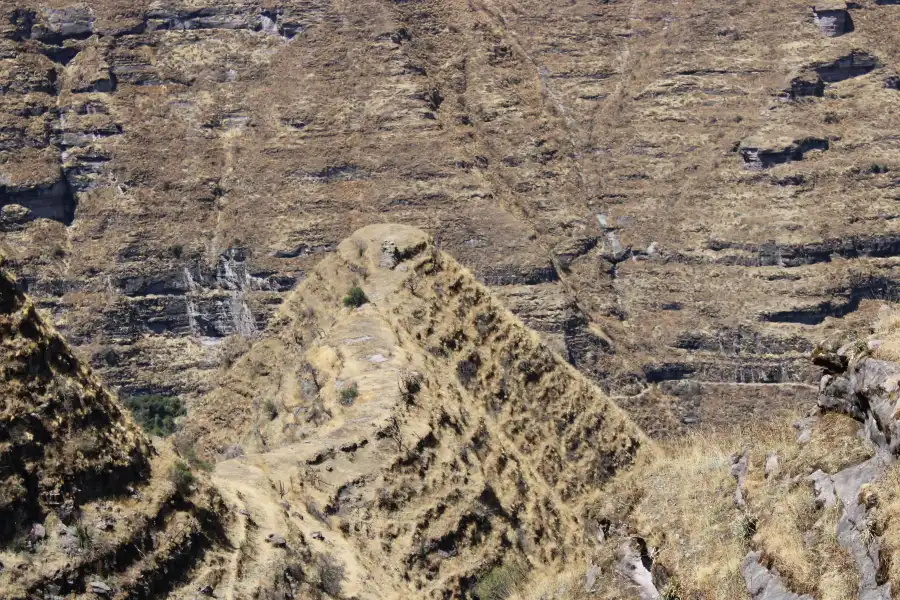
[
  {"x1": 177, "y1": 225, "x2": 651, "y2": 598},
  {"x1": 505, "y1": 568, "x2": 593, "y2": 600},
  {"x1": 872, "y1": 460, "x2": 900, "y2": 591},
  {"x1": 573, "y1": 412, "x2": 872, "y2": 600},
  {"x1": 623, "y1": 430, "x2": 751, "y2": 600},
  {"x1": 872, "y1": 307, "x2": 900, "y2": 362}
]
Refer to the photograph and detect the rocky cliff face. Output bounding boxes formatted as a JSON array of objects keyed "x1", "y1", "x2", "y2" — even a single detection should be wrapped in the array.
[{"x1": 6, "y1": 0, "x2": 900, "y2": 431}]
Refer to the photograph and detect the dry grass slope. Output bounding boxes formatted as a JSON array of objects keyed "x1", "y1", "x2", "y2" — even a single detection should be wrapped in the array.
[
  {"x1": 179, "y1": 224, "x2": 651, "y2": 598},
  {"x1": 5, "y1": 225, "x2": 900, "y2": 600},
  {"x1": 0, "y1": 262, "x2": 150, "y2": 542},
  {"x1": 0, "y1": 262, "x2": 231, "y2": 600}
]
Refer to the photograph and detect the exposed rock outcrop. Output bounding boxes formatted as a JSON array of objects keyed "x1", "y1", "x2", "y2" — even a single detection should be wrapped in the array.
[
  {"x1": 618, "y1": 538, "x2": 662, "y2": 600},
  {"x1": 739, "y1": 135, "x2": 830, "y2": 170},
  {"x1": 741, "y1": 552, "x2": 814, "y2": 600},
  {"x1": 786, "y1": 50, "x2": 880, "y2": 98},
  {"x1": 812, "y1": 2, "x2": 851, "y2": 37},
  {"x1": 816, "y1": 337, "x2": 900, "y2": 453},
  {"x1": 0, "y1": 174, "x2": 75, "y2": 224},
  {"x1": 809, "y1": 454, "x2": 893, "y2": 600},
  {"x1": 787, "y1": 71, "x2": 826, "y2": 98},
  {"x1": 816, "y1": 50, "x2": 880, "y2": 83}
]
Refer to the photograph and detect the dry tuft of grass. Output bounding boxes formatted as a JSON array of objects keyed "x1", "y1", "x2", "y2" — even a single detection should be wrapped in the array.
[
  {"x1": 872, "y1": 307, "x2": 900, "y2": 362},
  {"x1": 505, "y1": 567, "x2": 592, "y2": 600},
  {"x1": 872, "y1": 461, "x2": 900, "y2": 591}
]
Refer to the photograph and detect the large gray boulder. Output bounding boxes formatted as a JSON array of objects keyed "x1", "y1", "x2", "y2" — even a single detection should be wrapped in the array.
[
  {"x1": 816, "y1": 343, "x2": 900, "y2": 454},
  {"x1": 812, "y1": 3, "x2": 850, "y2": 37},
  {"x1": 741, "y1": 552, "x2": 813, "y2": 600},
  {"x1": 854, "y1": 359, "x2": 900, "y2": 454},
  {"x1": 809, "y1": 454, "x2": 893, "y2": 600},
  {"x1": 32, "y1": 6, "x2": 95, "y2": 41}
]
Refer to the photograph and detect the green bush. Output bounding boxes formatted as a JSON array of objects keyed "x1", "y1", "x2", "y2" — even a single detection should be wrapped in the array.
[
  {"x1": 125, "y1": 394, "x2": 186, "y2": 437},
  {"x1": 343, "y1": 286, "x2": 368, "y2": 308},
  {"x1": 340, "y1": 383, "x2": 359, "y2": 406},
  {"x1": 474, "y1": 561, "x2": 527, "y2": 600},
  {"x1": 174, "y1": 437, "x2": 214, "y2": 472},
  {"x1": 168, "y1": 461, "x2": 196, "y2": 497}
]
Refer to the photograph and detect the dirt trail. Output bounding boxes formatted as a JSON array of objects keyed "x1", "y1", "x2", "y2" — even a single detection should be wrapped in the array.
[{"x1": 203, "y1": 265, "x2": 421, "y2": 598}]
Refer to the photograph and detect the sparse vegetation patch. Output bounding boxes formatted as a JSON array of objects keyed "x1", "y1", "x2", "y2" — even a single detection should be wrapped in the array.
[
  {"x1": 263, "y1": 399, "x2": 279, "y2": 420},
  {"x1": 124, "y1": 394, "x2": 186, "y2": 437},
  {"x1": 168, "y1": 461, "x2": 196, "y2": 497},
  {"x1": 318, "y1": 554, "x2": 345, "y2": 596},
  {"x1": 474, "y1": 560, "x2": 527, "y2": 600},
  {"x1": 339, "y1": 382, "x2": 359, "y2": 406},
  {"x1": 343, "y1": 286, "x2": 368, "y2": 308}
]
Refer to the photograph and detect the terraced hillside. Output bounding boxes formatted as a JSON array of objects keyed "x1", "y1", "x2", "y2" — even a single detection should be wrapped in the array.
[
  {"x1": 9, "y1": 223, "x2": 900, "y2": 600},
  {"x1": 0, "y1": 226, "x2": 653, "y2": 599},
  {"x1": 179, "y1": 224, "x2": 650, "y2": 597},
  {"x1": 7, "y1": 0, "x2": 900, "y2": 432}
]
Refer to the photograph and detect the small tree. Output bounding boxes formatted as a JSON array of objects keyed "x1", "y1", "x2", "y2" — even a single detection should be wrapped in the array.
[
  {"x1": 343, "y1": 286, "x2": 368, "y2": 308},
  {"x1": 74, "y1": 520, "x2": 93, "y2": 550}
]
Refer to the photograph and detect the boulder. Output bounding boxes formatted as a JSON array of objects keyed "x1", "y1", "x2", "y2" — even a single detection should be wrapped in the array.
[
  {"x1": 32, "y1": 6, "x2": 94, "y2": 41},
  {"x1": 584, "y1": 564, "x2": 602, "y2": 593},
  {"x1": 812, "y1": 3, "x2": 850, "y2": 37},
  {"x1": 815, "y1": 51, "x2": 879, "y2": 83},
  {"x1": 618, "y1": 538, "x2": 660, "y2": 600},
  {"x1": 730, "y1": 449, "x2": 749, "y2": 507},
  {"x1": 818, "y1": 353, "x2": 900, "y2": 453},
  {"x1": 811, "y1": 331, "x2": 853, "y2": 371},
  {"x1": 0, "y1": 204, "x2": 34, "y2": 231},
  {"x1": 786, "y1": 71, "x2": 825, "y2": 99},
  {"x1": 853, "y1": 359, "x2": 900, "y2": 453},
  {"x1": 764, "y1": 453, "x2": 780, "y2": 479},
  {"x1": 739, "y1": 135, "x2": 829, "y2": 170},
  {"x1": 89, "y1": 581, "x2": 112, "y2": 596},
  {"x1": 741, "y1": 551, "x2": 813, "y2": 600}
]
